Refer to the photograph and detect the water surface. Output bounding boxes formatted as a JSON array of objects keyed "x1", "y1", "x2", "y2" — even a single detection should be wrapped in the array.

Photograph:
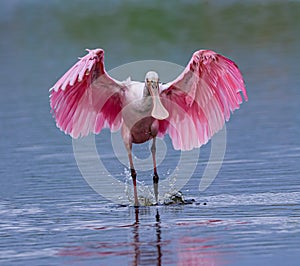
[{"x1": 0, "y1": 1, "x2": 299, "y2": 265}]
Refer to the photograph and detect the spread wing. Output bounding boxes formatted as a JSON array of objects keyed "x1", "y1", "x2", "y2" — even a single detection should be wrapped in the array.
[
  {"x1": 50, "y1": 49, "x2": 125, "y2": 138},
  {"x1": 159, "y1": 50, "x2": 248, "y2": 150}
]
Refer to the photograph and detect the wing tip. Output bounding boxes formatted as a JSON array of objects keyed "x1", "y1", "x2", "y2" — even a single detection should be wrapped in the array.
[
  {"x1": 49, "y1": 47, "x2": 106, "y2": 92},
  {"x1": 85, "y1": 48, "x2": 104, "y2": 58}
]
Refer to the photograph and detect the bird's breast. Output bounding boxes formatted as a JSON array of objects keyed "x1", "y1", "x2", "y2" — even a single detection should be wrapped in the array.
[
  {"x1": 121, "y1": 96, "x2": 158, "y2": 143},
  {"x1": 130, "y1": 116, "x2": 157, "y2": 144},
  {"x1": 122, "y1": 94, "x2": 153, "y2": 127}
]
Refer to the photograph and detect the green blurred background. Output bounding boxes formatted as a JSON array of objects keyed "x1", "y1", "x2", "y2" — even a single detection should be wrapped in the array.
[{"x1": 1, "y1": 0, "x2": 299, "y2": 87}]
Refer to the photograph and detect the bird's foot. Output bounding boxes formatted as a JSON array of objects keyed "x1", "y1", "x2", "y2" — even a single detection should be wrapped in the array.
[
  {"x1": 133, "y1": 199, "x2": 139, "y2": 207},
  {"x1": 131, "y1": 168, "x2": 139, "y2": 206},
  {"x1": 153, "y1": 173, "x2": 159, "y2": 204}
]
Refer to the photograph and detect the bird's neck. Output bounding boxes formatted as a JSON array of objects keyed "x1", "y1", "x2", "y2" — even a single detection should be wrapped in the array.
[
  {"x1": 143, "y1": 86, "x2": 150, "y2": 97},
  {"x1": 142, "y1": 88, "x2": 153, "y2": 109}
]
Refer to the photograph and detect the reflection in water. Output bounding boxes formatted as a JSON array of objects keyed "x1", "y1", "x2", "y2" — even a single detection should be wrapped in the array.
[
  {"x1": 131, "y1": 207, "x2": 162, "y2": 266},
  {"x1": 56, "y1": 207, "x2": 225, "y2": 265},
  {"x1": 132, "y1": 208, "x2": 140, "y2": 265},
  {"x1": 56, "y1": 207, "x2": 165, "y2": 265},
  {"x1": 155, "y1": 210, "x2": 162, "y2": 266},
  {"x1": 177, "y1": 237, "x2": 223, "y2": 266}
]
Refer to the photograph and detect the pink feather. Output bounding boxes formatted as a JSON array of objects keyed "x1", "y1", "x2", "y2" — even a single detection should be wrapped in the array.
[
  {"x1": 160, "y1": 50, "x2": 248, "y2": 150},
  {"x1": 50, "y1": 49, "x2": 123, "y2": 138},
  {"x1": 50, "y1": 48, "x2": 247, "y2": 151}
]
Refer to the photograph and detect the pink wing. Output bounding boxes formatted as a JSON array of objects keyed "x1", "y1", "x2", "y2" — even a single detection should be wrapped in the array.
[
  {"x1": 50, "y1": 49, "x2": 124, "y2": 138},
  {"x1": 159, "y1": 50, "x2": 248, "y2": 151}
]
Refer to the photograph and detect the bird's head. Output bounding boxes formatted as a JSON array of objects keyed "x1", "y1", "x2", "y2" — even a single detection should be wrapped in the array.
[
  {"x1": 145, "y1": 71, "x2": 169, "y2": 120},
  {"x1": 145, "y1": 71, "x2": 159, "y2": 91}
]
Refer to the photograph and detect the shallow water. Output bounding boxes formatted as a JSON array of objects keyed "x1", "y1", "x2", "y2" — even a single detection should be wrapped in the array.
[{"x1": 1, "y1": 1, "x2": 300, "y2": 265}]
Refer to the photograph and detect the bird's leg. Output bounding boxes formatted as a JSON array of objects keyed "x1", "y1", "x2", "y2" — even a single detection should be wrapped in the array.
[
  {"x1": 122, "y1": 125, "x2": 139, "y2": 206},
  {"x1": 151, "y1": 137, "x2": 159, "y2": 203},
  {"x1": 128, "y1": 150, "x2": 139, "y2": 206}
]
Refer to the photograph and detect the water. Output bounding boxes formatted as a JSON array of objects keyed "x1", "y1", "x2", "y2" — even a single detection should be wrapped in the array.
[{"x1": 1, "y1": 1, "x2": 300, "y2": 265}]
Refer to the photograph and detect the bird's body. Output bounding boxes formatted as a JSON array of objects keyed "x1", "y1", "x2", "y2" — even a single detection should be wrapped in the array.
[
  {"x1": 50, "y1": 48, "x2": 248, "y2": 206},
  {"x1": 121, "y1": 82, "x2": 153, "y2": 142},
  {"x1": 121, "y1": 78, "x2": 164, "y2": 144}
]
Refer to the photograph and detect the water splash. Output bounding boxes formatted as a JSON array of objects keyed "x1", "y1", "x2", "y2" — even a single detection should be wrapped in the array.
[{"x1": 123, "y1": 168, "x2": 190, "y2": 206}]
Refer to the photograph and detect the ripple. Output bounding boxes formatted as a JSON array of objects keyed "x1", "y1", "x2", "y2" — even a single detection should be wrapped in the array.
[
  {"x1": 0, "y1": 248, "x2": 58, "y2": 261},
  {"x1": 201, "y1": 191, "x2": 300, "y2": 207}
]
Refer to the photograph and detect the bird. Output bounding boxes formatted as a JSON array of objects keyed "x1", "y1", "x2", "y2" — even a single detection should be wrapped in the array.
[{"x1": 50, "y1": 48, "x2": 248, "y2": 206}]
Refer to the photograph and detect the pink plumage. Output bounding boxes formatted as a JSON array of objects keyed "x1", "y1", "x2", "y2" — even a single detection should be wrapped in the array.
[
  {"x1": 159, "y1": 50, "x2": 247, "y2": 150},
  {"x1": 50, "y1": 49, "x2": 124, "y2": 138},
  {"x1": 49, "y1": 48, "x2": 247, "y2": 205}
]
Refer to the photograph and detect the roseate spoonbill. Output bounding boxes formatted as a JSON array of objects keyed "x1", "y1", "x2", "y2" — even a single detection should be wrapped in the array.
[{"x1": 50, "y1": 48, "x2": 247, "y2": 206}]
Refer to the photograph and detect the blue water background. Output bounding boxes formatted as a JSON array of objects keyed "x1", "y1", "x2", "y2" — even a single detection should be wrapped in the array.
[{"x1": 0, "y1": 1, "x2": 299, "y2": 265}]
